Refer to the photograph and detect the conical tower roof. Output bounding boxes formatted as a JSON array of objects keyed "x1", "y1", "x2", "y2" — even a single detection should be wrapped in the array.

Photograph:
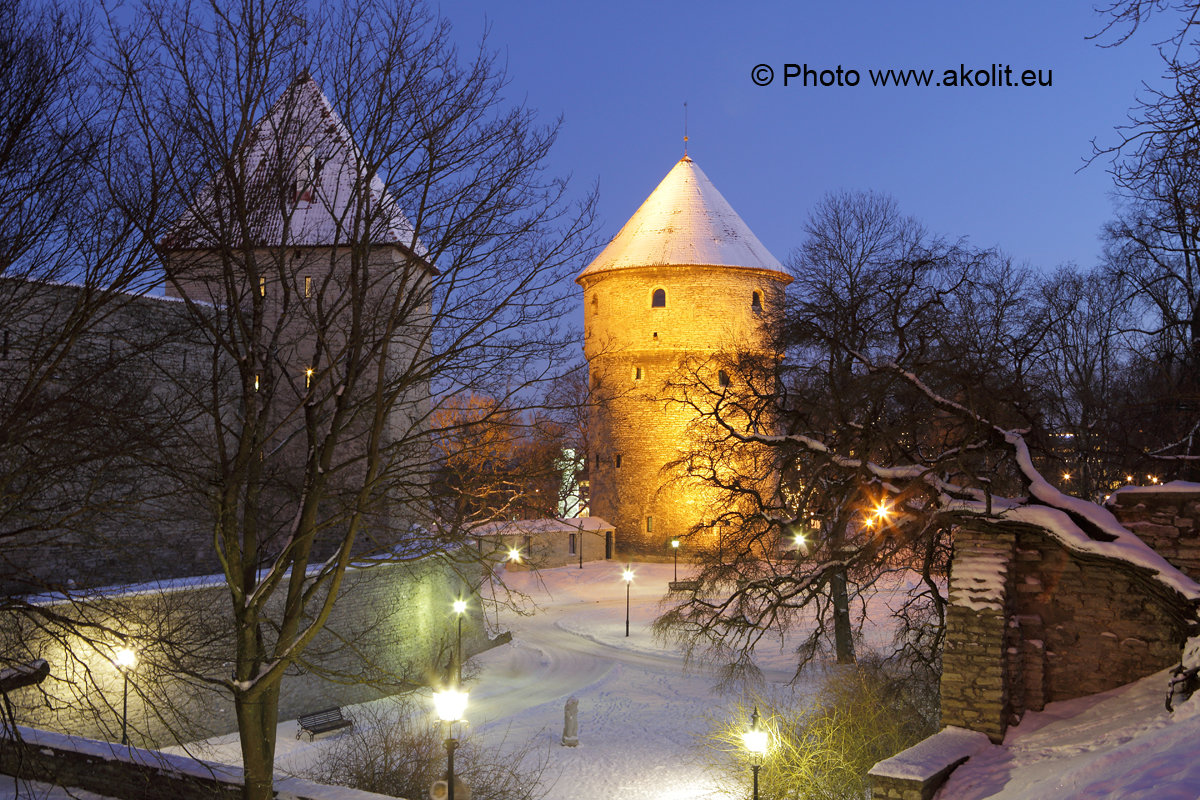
[{"x1": 578, "y1": 156, "x2": 783, "y2": 281}]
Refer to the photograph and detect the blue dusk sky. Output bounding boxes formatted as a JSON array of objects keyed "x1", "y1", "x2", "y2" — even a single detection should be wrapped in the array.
[{"x1": 443, "y1": 0, "x2": 1179, "y2": 274}]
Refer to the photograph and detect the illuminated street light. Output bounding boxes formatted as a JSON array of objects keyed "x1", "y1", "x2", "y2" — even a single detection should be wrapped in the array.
[
  {"x1": 452, "y1": 599, "x2": 467, "y2": 685},
  {"x1": 670, "y1": 539, "x2": 680, "y2": 582},
  {"x1": 1062, "y1": 472, "x2": 1071, "y2": 481},
  {"x1": 622, "y1": 568, "x2": 634, "y2": 637},
  {"x1": 115, "y1": 647, "x2": 137, "y2": 746},
  {"x1": 507, "y1": 546, "x2": 522, "y2": 563},
  {"x1": 742, "y1": 705, "x2": 768, "y2": 800},
  {"x1": 433, "y1": 687, "x2": 469, "y2": 800},
  {"x1": 793, "y1": 531, "x2": 806, "y2": 565}
]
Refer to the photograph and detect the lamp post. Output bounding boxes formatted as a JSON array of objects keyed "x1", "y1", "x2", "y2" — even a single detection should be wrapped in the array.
[
  {"x1": 452, "y1": 599, "x2": 467, "y2": 685},
  {"x1": 670, "y1": 539, "x2": 680, "y2": 581},
  {"x1": 115, "y1": 647, "x2": 137, "y2": 746},
  {"x1": 742, "y1": 705, "x2": 768, "y2": 800},
  {"x1": 622, "y1": 568, "x2": 634, "y2": 637},
  {"x1": 433, "y1": 687, "x2": 469, "y2": 800}
]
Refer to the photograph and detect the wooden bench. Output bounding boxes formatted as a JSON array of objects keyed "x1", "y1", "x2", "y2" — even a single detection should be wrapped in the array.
[{"x1": 296, "y1": 707, "x2": 353, "y2": 740}]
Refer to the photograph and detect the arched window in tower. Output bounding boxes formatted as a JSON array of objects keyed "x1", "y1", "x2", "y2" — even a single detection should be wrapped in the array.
[
  {"x1": 752, "y1": 291, "x2": 763, "y2": 312},
  {"x1": 718, "y1": 370, "x2": 731, "y2": 388},
  {"x1": 651, "y1": 288, "x2": 666, "y2": 308}
]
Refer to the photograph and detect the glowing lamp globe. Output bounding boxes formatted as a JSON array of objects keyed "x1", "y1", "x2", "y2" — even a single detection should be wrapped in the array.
[
  {"x1": 452, "y1": 599, "x2": 467, "y2": 615},
  {"x1": 432, "y1": 688, "x2": 469, "y2": 722},
  {"x1": 742, "y1": 706, "x2": 768, "y2": 759},
  {"x1": 622, "y1": 568, "x2": 634, "y2": 583},
  {"x1": 507, "y1": 547, "x2": 522, "y2": 563},
  {"x1": 671, "y1": 539, "x2": 680, "y2": 549},
  {"x1": 115, "y1": 648, "x2": 137, "y2": 670}
]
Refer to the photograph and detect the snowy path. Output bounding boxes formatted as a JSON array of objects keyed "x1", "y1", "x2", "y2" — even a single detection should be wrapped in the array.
[{"x1": 164, "y1": 560, "x2": 900, "y2": 800}]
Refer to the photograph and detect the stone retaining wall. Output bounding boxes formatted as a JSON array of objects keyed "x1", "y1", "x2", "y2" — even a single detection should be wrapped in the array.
[
  {"x1": 0, "y1": 724, "x2": 401, "y2": 800},
  {"x1": 940, "y1": 522, "x2": 1189, "y2": 743},
  {"x1": 1, "y1": 554, "x2": 494, "y2": 748}
]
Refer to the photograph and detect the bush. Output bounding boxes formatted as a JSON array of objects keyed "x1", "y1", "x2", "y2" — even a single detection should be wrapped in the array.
[
  {"x1": 704, "y1": 654, "x2": 938, "y2": 800},
  {"x1": 303, "y1": 695, "x2": 552, "y2": 800}
]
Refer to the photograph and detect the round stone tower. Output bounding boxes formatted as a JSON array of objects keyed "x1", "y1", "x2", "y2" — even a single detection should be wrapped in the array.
[{"x1": 578, "y1": 155, "x2": 791, "y2": 558}]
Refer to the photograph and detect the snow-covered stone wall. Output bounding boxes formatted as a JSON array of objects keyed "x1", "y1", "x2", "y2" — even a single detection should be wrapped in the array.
[
  {"x1": 1107, "y1": 484, "x2": 1200, "y2": 581},
  {"x1": 941, "y1": 521, "x2": 1191, "y2": 743},
  {"x1": 0, "y1": 724, "x2": 401, "y2": 799}
]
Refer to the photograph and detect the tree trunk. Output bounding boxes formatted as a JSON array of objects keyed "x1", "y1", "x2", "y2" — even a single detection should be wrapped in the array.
[
  {"x1": 236, "y1": 681, "x2": 281, "y2": 800},
  {"x1": 830, "y1": 568, "x2": 856, "y2": 664}
]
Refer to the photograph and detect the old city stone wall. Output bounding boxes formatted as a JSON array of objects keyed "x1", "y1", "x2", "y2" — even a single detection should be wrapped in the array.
[
  {"x1": 1107, "y1": 486, "x2": 1200, "y2": 580},
  {"x1": 0, "y1": 286, "x2": 220, "y2": 593},
  {"x1": 581, "y1": 265, "x2": 787, "y2": 557},
  {"x1": 940, "y1": 523, "x2": 1190, "y2": 743},
  {"x1": 1, "y1": 554, "x2": 491, "y2": 748},
  {"x1": 939, "y1": 518, "x2": 1193, "y2": 745},
  {"x1": 874, "y1": 505, "x2": 1198, "y2": 800}
]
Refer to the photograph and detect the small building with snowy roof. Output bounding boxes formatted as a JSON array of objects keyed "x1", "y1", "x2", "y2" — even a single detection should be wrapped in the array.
[{"x1": 472, "y1": 516, "x2": 615, "y2": 570}]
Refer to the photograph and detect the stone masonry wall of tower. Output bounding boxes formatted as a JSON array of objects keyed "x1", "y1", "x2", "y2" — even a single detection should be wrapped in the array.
[
  {"x1": 577, "y1": 156, "x2": 791, "y2": 559},
  {"x1": 581, "y1": 265, "x2": 789, "y2": 557}
]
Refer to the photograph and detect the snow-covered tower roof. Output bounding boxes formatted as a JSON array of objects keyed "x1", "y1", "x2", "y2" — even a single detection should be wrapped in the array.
[
  {"x1": 577, "y1": 155, "x2": 784, "y2": 281},
  {"x1": 166, "y1": 74, "x2": 425, "y2": 256}
]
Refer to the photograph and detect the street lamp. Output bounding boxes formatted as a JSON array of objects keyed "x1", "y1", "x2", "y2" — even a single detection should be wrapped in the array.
[
  {"x1": 622, "y1": 568, "x2": 634, "y2": 637},
  {"x1": 452, "y1": 599, "x2": 467, "y2": 685},
  {"x1": 507, "y1": 546, "x2": 522, "y2": 564},
  {"x1": 670, "y1": 539, "x2": 680, "y2": 581},
  {"x1": 433, "y1": 687, "x2": 469, "y2": 800},
  {"x1": 742, "y1": 705, "x2": 768, "y2": 800},
  {"x1": 793, "y1": 531, "x2": 806, "y2": 565},
  {"x1": 115, "y1": 647, "x2": 137, "y2": 746}
]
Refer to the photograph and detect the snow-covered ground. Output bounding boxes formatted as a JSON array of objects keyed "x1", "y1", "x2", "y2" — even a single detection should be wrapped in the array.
[
  {"x1": 13, "y1": 559, "x2": 1197, "y2": 800},
  {"x1": 938, "y1": 667, "x2": 1200, "y2": 799},
  {"x1": 161, "y1": 560, "x2": 901, "y2": 800}
]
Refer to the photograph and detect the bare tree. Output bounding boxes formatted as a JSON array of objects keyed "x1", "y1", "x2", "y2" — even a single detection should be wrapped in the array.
[
  {"x1": 100, "y1": 0, "x2": 594, "y2": 796},
  {"x1": 655, "y1": 192, "x2": 1046, "y2": 684}
]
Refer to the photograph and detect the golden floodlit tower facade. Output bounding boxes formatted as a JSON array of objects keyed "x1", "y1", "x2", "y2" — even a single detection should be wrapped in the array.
[{"x1": 578, "y1": 155, "x2": 791, "y2": 558}]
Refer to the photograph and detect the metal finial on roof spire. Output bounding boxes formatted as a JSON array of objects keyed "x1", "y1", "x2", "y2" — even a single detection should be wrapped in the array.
[{"x1": 681, "y1": 100, "x2": 691, "y2": 155}]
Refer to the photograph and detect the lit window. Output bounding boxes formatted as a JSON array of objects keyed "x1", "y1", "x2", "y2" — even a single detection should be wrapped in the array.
[
  {"x1": 254, "y1": 374, "x2": 260, "y2": 391},
  {"x1": 259, "y1": 276, "x2": 266, "y2": 297},
  {"x1": 652, "y1": 288, "x2": 666, "y2": 308},
  {"x1": 718, "y1": 370, "x2": 730, "y2": 387},
  {"x1": 752, "y1": 291, "x2": 763, "y2": 312},
  {"x1": 305, "y1": 366, "x2": 313, "y2": 388},
  {"x1": 304, "y1": 275, "x2": 312, "y2": 298},
  {"x1": 646, "y1": 516, "x2": 654, "y2": 533}
]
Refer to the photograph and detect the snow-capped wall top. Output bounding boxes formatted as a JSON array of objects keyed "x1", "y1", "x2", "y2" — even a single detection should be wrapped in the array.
[
  {"x1": 167, "y1": 75, "x2": 425, "y2": 256},
  {"x1": 1109, "y1": 480, "x2": 1200, "y2": 498},
  {"x1": 577, "y1": 156, "x2": 785, "y2": 281}
]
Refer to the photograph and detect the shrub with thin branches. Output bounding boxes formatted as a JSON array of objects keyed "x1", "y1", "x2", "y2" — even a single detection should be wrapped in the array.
[
  {"x1": 704, "y1": 654, "x2": 937, "y2": 800},
  {"x1": 303, "y1": 695, "x2": 553, "y2": 800}
]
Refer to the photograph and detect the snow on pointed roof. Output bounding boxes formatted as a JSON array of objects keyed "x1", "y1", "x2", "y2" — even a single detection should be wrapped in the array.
[
  {"x1": 167, "y1": 75, "x2": 425, "y2": 256},
  {"x1": 578, "y1": 155, "x2": 784, "y2": 281}
]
